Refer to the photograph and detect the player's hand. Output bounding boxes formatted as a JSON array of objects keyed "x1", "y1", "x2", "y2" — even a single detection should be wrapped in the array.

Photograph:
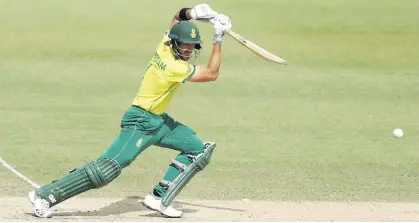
[
  {"x1": 190, "y1": 4, "x2": 218, "y2": 20},
  {"x1": 212, "y1": 14, "x2": 232, "y2": 44},
  {"x1": 213, "y1": 21, "x2": 227, "y2": 44},
  {"x1": 212, "y1": 14, "x2": 232, "y2": 30}
]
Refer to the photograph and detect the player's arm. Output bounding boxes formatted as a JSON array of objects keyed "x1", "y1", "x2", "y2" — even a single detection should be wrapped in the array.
[
  {"x1": 189, "y1": 44, "x2": 222, "y2": 82},
  {"x1": 169, "y1": 9, "x2": 192, "y2": 29},
  {"x1": 188, "y1": 15, "x2": 231, "y2": 83},
  {"x1": 169, "y1": 4, "x2": 218, "y2": 29}
]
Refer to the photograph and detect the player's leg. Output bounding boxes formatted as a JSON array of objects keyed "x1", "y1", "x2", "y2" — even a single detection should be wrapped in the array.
[
  {"x1": 142, "y1": 114, "x2": 216, "y2": 217},
  {"x1": 98, "y1": 125, "x2": 158, "y2": 168},
  {"x1": 29, "y1": 157, "x2": 121, "y2": 218},
  {"x1": 30, "y1": 106, "x2": 164, "y2": 218}
]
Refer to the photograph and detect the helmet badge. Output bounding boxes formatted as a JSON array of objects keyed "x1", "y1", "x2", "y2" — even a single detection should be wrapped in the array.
[{"x1": 191, "y1": 28, "x2": 197, "y2": 39}]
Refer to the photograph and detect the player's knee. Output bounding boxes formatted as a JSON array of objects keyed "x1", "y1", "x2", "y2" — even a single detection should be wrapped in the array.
[
  {"x1": 85, "y1": 158, "x2": 121, "y2": 189},
  {"x1": 190, "y1": 144, "x2": 205, "y2": 155},
  {"x1": 201, "y1": 142, "x2": 217, "y2": 168},
  {"x1": 187, "y1": 142, "x2": 216, "y2": 170},
  {"x1": 185, "y1": 140, "x2": 205, "y2": 155},
  {"x1": 100, "y1": 152, "x2": 135, "y2": 169}
]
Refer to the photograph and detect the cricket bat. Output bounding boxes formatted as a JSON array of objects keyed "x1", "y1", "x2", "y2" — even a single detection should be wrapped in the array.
[
  {"x1": 223, "y1": 28, "x2": 288, "y2": 65},
  {"x1": 205, "y1": 19, "x2": 287, "y2": 65}
]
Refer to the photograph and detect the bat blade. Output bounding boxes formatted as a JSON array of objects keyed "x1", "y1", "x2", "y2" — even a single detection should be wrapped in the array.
[{"x1": 225, "y1": 29, "x2": 288, "y2": 65}]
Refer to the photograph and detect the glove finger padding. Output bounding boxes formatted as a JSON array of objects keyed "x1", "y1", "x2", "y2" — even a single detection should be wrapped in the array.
[{"x1": 213, "y1": 21, "x2": 226, "y2": 44}]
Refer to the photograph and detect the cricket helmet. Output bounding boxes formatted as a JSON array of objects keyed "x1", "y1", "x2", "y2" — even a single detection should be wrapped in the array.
[{"x1": 168, "y1": 21, "x2": 202, "y2": 49}]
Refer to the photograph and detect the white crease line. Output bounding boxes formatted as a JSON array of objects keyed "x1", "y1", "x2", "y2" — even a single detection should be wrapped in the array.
[{"x1": 0, "y1": 156, "x2": 84, "y2": 220}]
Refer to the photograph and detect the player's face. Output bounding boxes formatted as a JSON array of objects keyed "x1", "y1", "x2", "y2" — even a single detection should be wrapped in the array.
[{"x1": 178, "y1": 43, "x2": 195, "y2": 61}]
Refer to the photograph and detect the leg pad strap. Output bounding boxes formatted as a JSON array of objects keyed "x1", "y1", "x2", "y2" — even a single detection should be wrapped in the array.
[{"x1": 169, "y1": 159, "x2": 187, "y2": 172}]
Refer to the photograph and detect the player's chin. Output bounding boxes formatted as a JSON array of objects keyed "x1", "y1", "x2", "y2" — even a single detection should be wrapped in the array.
[{"x1": 181, "y1": 55, "x2": 192, "y2": 61}]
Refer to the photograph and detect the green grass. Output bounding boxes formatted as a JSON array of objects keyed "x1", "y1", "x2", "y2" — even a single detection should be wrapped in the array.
[{"x1": 0, "y1": 0, "x2": 418, "y2": 202}]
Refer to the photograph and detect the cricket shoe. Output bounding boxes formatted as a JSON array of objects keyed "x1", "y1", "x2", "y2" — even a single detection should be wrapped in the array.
[
  {"x1": 28, "y1": 191, "x2": 54, "y2": 218},
  {"x1": 142, "y1": 193, "x2": 183, "y2": 218}
]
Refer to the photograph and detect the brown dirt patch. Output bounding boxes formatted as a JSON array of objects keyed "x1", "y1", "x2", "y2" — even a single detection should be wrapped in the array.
[{"x1": 1, "y1": 196, "x2": 419, "y2": 221}]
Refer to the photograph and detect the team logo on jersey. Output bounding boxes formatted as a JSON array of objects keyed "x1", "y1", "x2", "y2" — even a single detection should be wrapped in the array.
[{"x1": 191, "y1": 28, "x2": 197, "y2": 38}]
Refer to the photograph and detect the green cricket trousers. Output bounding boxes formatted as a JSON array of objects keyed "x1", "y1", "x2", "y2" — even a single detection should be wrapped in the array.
[
  {"x1": 99, "y1": 105, "x2": 206, "y2": 196},
  {"x1": 35, "y1": 105, "x2": 206, "y2": 207}
]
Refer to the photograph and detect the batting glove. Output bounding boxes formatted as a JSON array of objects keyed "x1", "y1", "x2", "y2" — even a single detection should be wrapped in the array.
[
  {"x1": 190, "y1": 4, "x2": 218, "y2": 20},
  {"x1": 213, "y1": 24, "x2": 229, "y2": 44},
  {"x1": 213, "y1": 14, "x2": 232, "y2": 30},
  {"x1": 213, "y1": 21, "x2": 224, "y2": 44}
]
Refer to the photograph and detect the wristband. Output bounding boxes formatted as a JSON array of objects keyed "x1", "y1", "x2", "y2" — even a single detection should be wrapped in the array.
[{"x1": 179, "y1": 8, "x2": 191, "y2": 20}]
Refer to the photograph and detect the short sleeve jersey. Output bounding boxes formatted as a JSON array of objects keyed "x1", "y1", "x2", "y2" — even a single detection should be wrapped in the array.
[{"x1": 132, "y1": 31, "x2": 196, "y2": 115}]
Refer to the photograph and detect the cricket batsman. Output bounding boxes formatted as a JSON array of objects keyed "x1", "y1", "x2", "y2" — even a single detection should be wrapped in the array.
[{"x1": 28, "y1": 4, "x2": 232, "y2": 218}]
